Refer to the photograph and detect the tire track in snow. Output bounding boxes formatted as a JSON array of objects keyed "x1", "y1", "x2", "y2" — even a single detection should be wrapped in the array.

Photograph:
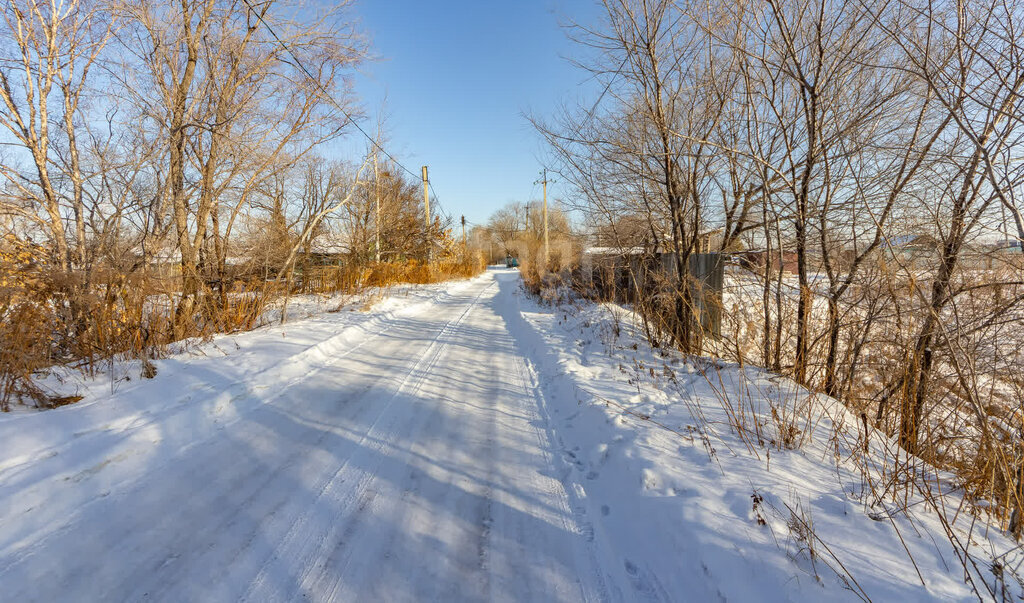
[
  {"x1": 496, "y1": 275, "x2": 670, "y2": 603},
  {"x1": 0, "y1": 307, "x2": 412, "y2": 562},
  {"x1": 0, "y1": 279, "x2": 492, "y2": 601},
  {"x1": 511, "y1": 351, "x2": 616, "y2": 603},
  {"x1": 319, "y1": 278, "x2": 500, "y2": 601},
  {"x1": 0, "y1": 281, "x2": 473, "y2": 488},
  {"x1": 241, "y1": 278, "x2": 495, "y2": 601},
  {"x1": 2, "y1": 272, "x2": 679, "y2": 601}
]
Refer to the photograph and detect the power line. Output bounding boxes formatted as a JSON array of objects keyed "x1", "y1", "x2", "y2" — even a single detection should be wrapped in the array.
[
  {"x1": 243, "y1": 0, "x2": 459, "y2": 247},
  {"x1": 427, "y1": 182, "x2": 445, "y2": 215},
  {"x1": 525, "y1": 181, "x2": 539, "y2": 209},
  {"x1": 585, "y1": 55, "x2": 628, "y2": 121}
]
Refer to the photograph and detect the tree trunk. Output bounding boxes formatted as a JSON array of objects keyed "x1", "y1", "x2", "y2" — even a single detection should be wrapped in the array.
[{"x1": 823, "y1": 295, "x2": 840, "y2": 397}]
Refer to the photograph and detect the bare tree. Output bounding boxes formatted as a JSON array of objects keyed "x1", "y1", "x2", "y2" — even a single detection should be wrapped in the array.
[
  {"x1": 488, "y1": 203, "x2": 523, "y2": 257},
  {"x1": 117, "y1": 0, "x2": 364, "y2": 334},
  {"x1": 0, "y1": 0, "x2": 113, "y2": 324},
  {"x1": 866, "y1": 0, "x2": 1024, "y2": 454}
]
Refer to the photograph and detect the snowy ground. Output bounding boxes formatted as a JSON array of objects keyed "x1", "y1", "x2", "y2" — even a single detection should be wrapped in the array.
[{"x1": 0, "y1": 268, "x2": 1018, "y2": 601}]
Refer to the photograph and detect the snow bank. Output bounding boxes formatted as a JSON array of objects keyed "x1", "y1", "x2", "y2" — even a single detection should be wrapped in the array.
[
  {"x1": 0, "y1": 277, "x2": 479, "y2": 484},
  {"x1": 499, "y1": 276, "x2": 1023, "y2": 601}
]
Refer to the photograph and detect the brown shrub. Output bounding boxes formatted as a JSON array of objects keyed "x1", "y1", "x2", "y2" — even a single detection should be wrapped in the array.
[{"x1": 0, "y1": 251, "x2": 485, "y2": 411}]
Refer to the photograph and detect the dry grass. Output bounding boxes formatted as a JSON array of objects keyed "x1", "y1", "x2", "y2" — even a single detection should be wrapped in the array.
[
  {"x1": 571, "y1": 255, "x2": 1024, "y2": 541},
  {"x1": 0, "y1": 253, "x2": 485, "y2": 411},
  {"x1": 531, "y1": 256, "x2": 1024, "y2": 598}
]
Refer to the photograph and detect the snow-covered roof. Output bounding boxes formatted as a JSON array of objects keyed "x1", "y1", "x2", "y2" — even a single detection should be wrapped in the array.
[
  {"x1": 308, "y1": 243, "x2": 348, "y2": 255},
  {"x1": 582, "y1": 246, "x2": 646, "y2": 256}
]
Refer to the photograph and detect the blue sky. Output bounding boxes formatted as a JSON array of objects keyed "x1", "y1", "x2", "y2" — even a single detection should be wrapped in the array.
[{"x1": 347, "y1": 0, "x2": 602, "y2": 228}]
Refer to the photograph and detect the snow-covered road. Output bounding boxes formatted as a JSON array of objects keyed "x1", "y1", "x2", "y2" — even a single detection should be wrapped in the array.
[
  {"x1": 4, "y1": 268, "x2": 1014, "y2": 602},
  {"x1": 0, "y1": 270, "x2": 627, "y2": 601}
]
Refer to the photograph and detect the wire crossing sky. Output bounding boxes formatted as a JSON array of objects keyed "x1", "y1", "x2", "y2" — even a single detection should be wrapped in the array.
[{"x1": 350, "y1": 0, "x2": 600, "y2": 228}]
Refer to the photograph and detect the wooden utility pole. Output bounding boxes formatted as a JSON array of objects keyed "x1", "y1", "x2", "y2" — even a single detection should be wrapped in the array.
[
  {"x1": 543, "y1": 171, "x2": 548, "y2": 268},
  {"x1": 422, "y1": 166, "x2": 430, "y2": 262},
  {"x1": 374, "y1": 152, "x2": 381, "y2": 263},
  {"x1": 461, "y1": 215, "x2": 467, "y2": 250},
  {"x1": 535, "y1": 168, "x2": 553, "y2": 268}
]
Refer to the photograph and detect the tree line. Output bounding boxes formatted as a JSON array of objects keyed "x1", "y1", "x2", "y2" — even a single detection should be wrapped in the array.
[
  {"x1": 0, "y1": 0, "x2": 472, "y2": 408},
  {"x1": 536, "y1": 0, "x2": 1024, "y2": 530}
]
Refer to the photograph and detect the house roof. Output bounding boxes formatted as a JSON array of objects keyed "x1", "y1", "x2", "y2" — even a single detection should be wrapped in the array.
[{"x1": 582, "y1": 246, "x2": 646, "y2": 256}]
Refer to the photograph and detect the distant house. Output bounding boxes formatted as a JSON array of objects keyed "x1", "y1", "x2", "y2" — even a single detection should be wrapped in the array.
[
  {"x1": 881, "y1": 235, "x2": 1024, "y2": 271},
  {"x1": 306, "y1": 243, "x2": 347, "y2": 266},
  {"x1": 734, "y1": 249, "x2": 799, "y2": 274},
  {"x1": 580, "y1": 245, "x2": 646, "y2": 297},
  {"x1": 697, "y1": 228, "x2": 723, "y2": 254},
  {"x1": 580, "y1": 244, "x2": 721, "y2": 292},
  {"x1": 580, "y1": 243, "x2": 725, "y2": 337},
  {"x1": 976, "y1": 238, "x2": 1023, "y2": 255},
  {"x1": 880, "y1": 234, "x2": 942, "y2": 269},
  {"x1": 580, "y1": 245, "x2": 646, "y2": 262},
  {"x1": 962, "y1": 238, "x2": 1024, "y2": 270}
]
